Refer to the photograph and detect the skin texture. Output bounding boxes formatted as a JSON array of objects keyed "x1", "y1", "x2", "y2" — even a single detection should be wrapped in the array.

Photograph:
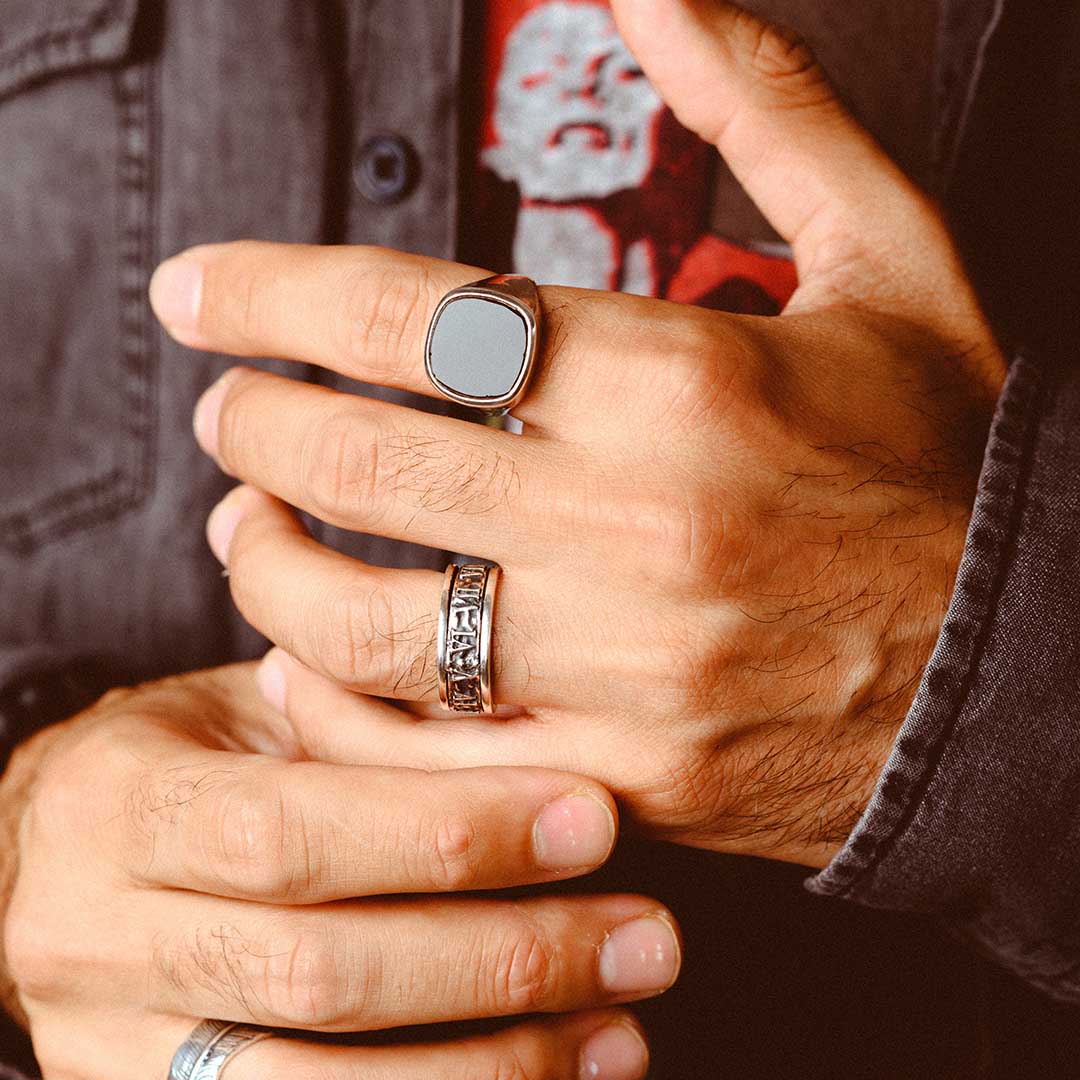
[
  {"x1": 0, "y1": 664, "x2": 669, "y2": 1077},
  {"x1": 148, "y1": 1, "x2": 1006, "y2": 870}
]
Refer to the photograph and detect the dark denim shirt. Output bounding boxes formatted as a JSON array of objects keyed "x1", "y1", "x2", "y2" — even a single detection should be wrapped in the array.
[{"x1": 3, "y1": 1, "x2": 1080, "y2": 1076}]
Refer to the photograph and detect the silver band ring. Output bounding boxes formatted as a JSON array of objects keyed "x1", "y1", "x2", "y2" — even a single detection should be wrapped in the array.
[
  {"x1": 438, "y1": 563, "x2": 500, "y2": 714},
  {"x1": 424, "y1": 274, "x2": 541, "y2": 414},
  {"x1": 167, "y1": 1019, "x2": 273, "y2": 1080}
]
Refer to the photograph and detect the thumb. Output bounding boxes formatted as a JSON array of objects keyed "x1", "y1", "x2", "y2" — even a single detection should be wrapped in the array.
[{"x1": 610, "y1": 0, "x2": 939, "y2": 290}]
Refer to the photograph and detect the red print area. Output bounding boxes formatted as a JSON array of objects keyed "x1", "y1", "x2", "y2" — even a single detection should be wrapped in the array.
[{"x1": 481, "y1": 0, "x2": 797, "y2": 313}]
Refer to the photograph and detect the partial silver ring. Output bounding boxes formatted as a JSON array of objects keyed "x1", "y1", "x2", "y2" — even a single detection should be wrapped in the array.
[
  {"x1": 167, "y1": 1019, "x2": 273, "y2": 1080},
  {"x1": 437, "y1": 562, "x2": 500, "y2": 714},
  {"x1": 424, "y1": 274, "x2": 541, "y2": 414}
]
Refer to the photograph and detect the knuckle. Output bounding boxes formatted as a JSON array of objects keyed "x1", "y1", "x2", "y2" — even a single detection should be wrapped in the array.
[
  {"x1": 586, "y1": 477, "x2": 725, "y2": 586},
  {"x1": 425, "y1": 810, "x2": 481, "y2": 891},
  {"x1": 315, "y1": 581, "x2": 401, "y2": 690},
  {"x1": 4, "y1": 897, "x2": 61, "y2": 1002},
  {"x1": 159, "y1": 919, "x2": 348, "y2": 1029},
  {"x1": 736, "y1": 15, "x2": 827, "y2": 97},
  {"x1": 340, "y1": 257, "x2": 434, "y2": 381},
  {"x1": 647, "y1": 314, "x2": 755, "y2": 431},
  {"x1": 261, "y1": 927, "x2": 347, "y2": 1028},
  {"x1": 487, "y1": 1049, "x2": 538, "y2": 1080},
  {"x1": 29, "y1": 725, "x2": 128, "y2": 840},
  {"x1": 93, "y1": 684, "x2": 138, "y2": 713},
  {"x1": 300, "y1": 407, "x2": 381, "y2": 522},
  {"x1": 481, "y1": 914, "x2": 557, "y2": 1014},
  {"x1": 622, "y1": 606, "x2": 729, "y2": 719},
  {"x1": 206, "y1": 771, "x2": 308, "y2": 900},
  {"x1": 27, "y1": 756, "x2": 85, "y2": 839},
  {"x1": 654, "y1": 489, "x2": 724, "y2": 579}
]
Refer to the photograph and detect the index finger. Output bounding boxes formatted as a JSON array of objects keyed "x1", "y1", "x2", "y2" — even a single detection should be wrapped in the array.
[
  {"x1": 149, "y1": 240, "x2": 649, "y2": 428},
  {"x1": 117, "y1": 741, "x2": 618, "y2": 902}
]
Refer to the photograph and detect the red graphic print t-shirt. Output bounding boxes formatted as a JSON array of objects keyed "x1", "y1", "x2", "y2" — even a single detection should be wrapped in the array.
[{"x1": 468, "y1": 0, "x2": 797, "y2": 314}]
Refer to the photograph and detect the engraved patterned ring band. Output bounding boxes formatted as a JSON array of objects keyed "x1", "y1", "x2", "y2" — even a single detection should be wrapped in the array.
[
  {"x1": 167, "y1": 1019, "x2": 273, "y2": 1080},
  {"x1": 424, "y1": 274, "x2": 541, "y2": 414},
  {"x1": 438, "y1": 563, "x2": 500, "y2": 714}
]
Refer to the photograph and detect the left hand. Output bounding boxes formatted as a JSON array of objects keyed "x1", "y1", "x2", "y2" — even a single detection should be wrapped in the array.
[{"x1": 151, "y1": 0, "x2": 1005, "y2": 869}]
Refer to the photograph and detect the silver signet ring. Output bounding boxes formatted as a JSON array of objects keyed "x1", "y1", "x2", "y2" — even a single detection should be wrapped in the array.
[{"x1": 424, "y1": 274, "x2": 541, "y2": 414}]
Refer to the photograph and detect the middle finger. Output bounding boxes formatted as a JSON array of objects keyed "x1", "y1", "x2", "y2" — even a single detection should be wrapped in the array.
[
  {"x1": 211, "y1": 485, "x2": 565, "y2": 706},
  {"x1": 197, "y1": 365, "x2": 559, "y2": 563},
  {"x1": 149, "y1": 891, "x2": 682, "y2": 1032}
]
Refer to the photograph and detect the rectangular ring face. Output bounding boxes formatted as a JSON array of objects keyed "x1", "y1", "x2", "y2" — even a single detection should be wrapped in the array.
[{"x1": 426, "y1": 293, "x2": 534, "y2": 409}]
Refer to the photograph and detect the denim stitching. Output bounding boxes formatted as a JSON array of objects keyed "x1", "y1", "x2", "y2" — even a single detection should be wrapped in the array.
[
  {"x1": 0, "y1": 0, "x2": 127, "y2": 98},
  {"x1": 0, "y1": 31, "x2": 156, "y2": 555}
]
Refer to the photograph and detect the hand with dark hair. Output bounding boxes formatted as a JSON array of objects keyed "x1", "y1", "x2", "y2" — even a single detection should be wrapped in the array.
[
  {"x1": 0, "y1": 663, "x2": 675, "y2": 1078},
  {"x1": 147, "y1": 0, "x2": 1003, "y2": 868}
]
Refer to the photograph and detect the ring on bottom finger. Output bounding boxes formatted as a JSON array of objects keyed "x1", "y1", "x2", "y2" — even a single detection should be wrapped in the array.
[{"x1": 168, "y1": 1019, "x2": 273, "y2": 1080}]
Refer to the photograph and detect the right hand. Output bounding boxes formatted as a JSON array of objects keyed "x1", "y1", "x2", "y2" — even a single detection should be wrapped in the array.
[{"x1": 1, "y1": 663, "x2": 677, "y2": 1079}]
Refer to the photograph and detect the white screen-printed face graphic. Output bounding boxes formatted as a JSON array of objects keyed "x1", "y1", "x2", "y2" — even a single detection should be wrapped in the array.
[{"x1": 483, "y1": 2, "x2": 664, "y2": 200}]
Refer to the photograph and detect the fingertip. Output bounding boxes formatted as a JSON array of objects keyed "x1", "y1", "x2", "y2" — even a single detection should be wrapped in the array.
[
  {"x1": 579, "y1": 1016, "x2": 650, "y2": 1080},
  {"x1": 149, "y1": 252, "x2": 205, "y2": 342},
  {"x1": 598, "y1": 909, "x2": 683, "y2": 999},
  {"x1": 206, "y1": 482, "x2": 295, "y2": 567},
  {"x1": 256, "y1": 647, "x2": 291, "y2": 714},
  {"x1": 205, "y1": 484, "x2": 250, "y2": 564},
  {"x1": 533, "y1": 790, "x2": 618, "y2": 873},
  {"x1": 193, "y1": 366, "x2": 247, "y2": 456}
]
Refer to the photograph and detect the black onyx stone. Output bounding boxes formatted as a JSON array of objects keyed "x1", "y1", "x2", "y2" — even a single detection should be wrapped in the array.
[{"x1": 428, "y1": 298, "x2": 528, "y2": 401}]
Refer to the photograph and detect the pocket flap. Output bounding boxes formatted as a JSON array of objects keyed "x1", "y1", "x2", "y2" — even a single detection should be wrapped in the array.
[{"x1": 0, "y1": 0, "x2": 139, "y2": 101}]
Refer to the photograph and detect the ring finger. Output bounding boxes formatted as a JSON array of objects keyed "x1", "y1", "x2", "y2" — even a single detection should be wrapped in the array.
[
  {"x1": 118, "y1": 1010, "x2": 650, "y2": 1080},
  {"x1": 227, "y1": 1010, "x2": 650, "y2": 1080},
  {"x1": 212, "y1": 484, "x2": 570, "y2": 706}
]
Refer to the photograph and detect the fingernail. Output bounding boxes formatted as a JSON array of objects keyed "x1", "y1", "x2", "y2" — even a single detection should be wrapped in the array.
[
  {"x1": 193, "y1": 372, "x2": 232, "y2": 456},
  {"x1": 256, "y1": 649, "x2": 288, "y2": 714},
  {"x1": 205, "y1": 488, "x2": 247, "y2": 565},
  {"x1": 599, "y1": 915, "x2": 681, "y2": 997},
  {"x1": 533, "y1": 793, "x2": 616, "y2": 872},
  {"x1": 580, "y1": 1022, "x2": 649, "y2": 1080},
  {"x1": 149, "y1": 256, "x2": 203, "y2": 333}
]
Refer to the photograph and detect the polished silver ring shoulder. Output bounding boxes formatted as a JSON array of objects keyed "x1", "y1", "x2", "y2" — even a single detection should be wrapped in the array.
[
  {"x1": 167, "y1": 1019, "x2": 273, "y2": 1080},
  {"x1": 437, "y1": 562, "x2": 500, "y2": 714},
  {"x1": 424, "y1": 274, "x2": 541, "y2": 414}
]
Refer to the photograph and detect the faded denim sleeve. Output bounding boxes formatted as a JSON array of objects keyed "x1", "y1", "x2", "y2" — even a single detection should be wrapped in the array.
[{"x1": 811, "y1": 352, "x2": 1080, "y2": 1001}]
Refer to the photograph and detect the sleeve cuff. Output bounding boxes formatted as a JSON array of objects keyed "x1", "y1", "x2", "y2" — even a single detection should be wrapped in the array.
[{"x1": 809, "y1": 352, "x2": 1080, "y2": 1000}]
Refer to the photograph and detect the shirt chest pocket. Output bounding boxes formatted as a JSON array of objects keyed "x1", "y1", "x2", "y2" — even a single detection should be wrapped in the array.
[{"x1": 0, "y1": 0, "x2": 155, "y2": 555}]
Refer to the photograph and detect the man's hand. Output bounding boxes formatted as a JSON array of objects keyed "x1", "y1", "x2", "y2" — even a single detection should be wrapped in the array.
[
  {"x1": 149, "y1": 1, "x2": 1006, "y2": 867},
  {"x1": 0, "y1": 664, "x2": 673, "y2": 1078}
]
